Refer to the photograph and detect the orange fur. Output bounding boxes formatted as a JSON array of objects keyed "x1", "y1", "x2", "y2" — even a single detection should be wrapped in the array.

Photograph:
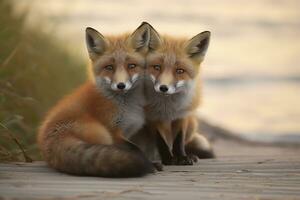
[
  {"x1": 146, "y1": 35, "x2": 202, "y2": 135},
  {"x1": 38, "y1": 24, "x2": 155, "y2": 177},
  {"x1": 145, "y1": 32, "x2": 214, "y2": 162}
]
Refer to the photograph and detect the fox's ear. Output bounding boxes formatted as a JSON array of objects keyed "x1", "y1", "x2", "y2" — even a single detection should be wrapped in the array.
[
  {"x1": 129, "y1": 22, "x2": 151, "y2": 52},
  {"x1": 129, "y1": 22, "x2": 162, "y2": 52},
  {"x1": 185, "y1": 31, "x2": 210, "y2": 62},
  {"x1": 85, "y1": 27, "x2": 108, "y2": 59},
  {"x1": 147, "y1": 22, "x2": 162, "y2": 50}
]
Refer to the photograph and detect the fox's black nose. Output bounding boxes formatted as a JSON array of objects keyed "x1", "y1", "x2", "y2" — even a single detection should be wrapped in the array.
[
  {"x1": 117, "y1": 82, "x2": 126, "y2": 90},
  {"x1": 159, "y1": 85, "x2": 168, "y2": 93}
]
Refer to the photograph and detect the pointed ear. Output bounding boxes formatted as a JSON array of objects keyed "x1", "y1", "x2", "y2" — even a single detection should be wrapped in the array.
[
  {"x1": 129, "y1": 22, "x2": 162, "y2": 52},
  {"x1": 185, "y1": 31, "x2": 210, "y2": 62},
  {"x1": 147, "y1": 22, "x2": 162, "y2": 50},
  {"x1": 129, "y1": 22, "x2": 150, "y2": 52},
  {"x1": 85, "y1": 27, "x2": 108, "y2": 59}
]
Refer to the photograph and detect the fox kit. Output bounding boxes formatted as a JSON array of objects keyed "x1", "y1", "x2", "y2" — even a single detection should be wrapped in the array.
[
  {"x1": 38, "y1": 23, "x2": 156, "y2": 177},
  {"x1": 144, "y1": 25, "x2": 215, "y2": 165}
]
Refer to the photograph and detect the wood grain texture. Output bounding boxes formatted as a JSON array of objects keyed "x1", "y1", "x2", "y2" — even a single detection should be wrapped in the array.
[
  {"x1": 0, "y1": 154, "x2": 299, "y2": 200},
  {"x1": 1, "y1": 121, "x2": 299, "y2": 200}
]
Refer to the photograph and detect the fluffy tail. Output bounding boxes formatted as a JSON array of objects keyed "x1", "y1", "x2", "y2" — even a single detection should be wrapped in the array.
[
  {"x1": 186, "y1": 133, "x2": 215, "y2": 159},
  {"x1": 43, "y1": 136, "x2": 155, "y2": 177}
]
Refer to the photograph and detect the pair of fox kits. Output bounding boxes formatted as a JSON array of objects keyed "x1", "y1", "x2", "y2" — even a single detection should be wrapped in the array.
[{"x1": 38, "y1": 22, "x2": 214, "y2": 177}]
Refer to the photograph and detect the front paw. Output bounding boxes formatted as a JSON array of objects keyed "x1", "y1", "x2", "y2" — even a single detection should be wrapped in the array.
[
  {"x1": 162, "y1": 156, "x2": 177, "y2": 165},
  {"x1": 175, "y1": 155, "x2": 194, "y2": 165},
  {"x1": 152, "y1": 162, "x2": 164, "y2": 171}
]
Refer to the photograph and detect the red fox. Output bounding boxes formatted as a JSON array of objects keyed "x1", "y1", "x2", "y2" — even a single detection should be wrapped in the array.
[
  {"x1": 37, "y1": 23, "x2": 156, "y2": 177},
  {"x1": 144, "y1": 25, "x2": 215, "y2": 165}
]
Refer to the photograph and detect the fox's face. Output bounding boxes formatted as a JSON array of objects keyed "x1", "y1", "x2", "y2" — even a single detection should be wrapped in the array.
[
  {"x1": 85, "y1": 23, "x2": 151, "y2": 92},
  {"x1": 146, "y1": 28, "x2": 210, "y2": 95}
]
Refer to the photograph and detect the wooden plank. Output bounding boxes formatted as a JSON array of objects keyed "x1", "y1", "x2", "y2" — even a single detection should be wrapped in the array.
[
  {"x1": 0, "y1": 155, "x2": 300, "y2": 200},
  {"x1": 1, "y1": 126, "x2": 299, "y2": 200}
]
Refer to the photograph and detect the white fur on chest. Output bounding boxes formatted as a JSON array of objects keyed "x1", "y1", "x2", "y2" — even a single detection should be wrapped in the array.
[
  {"x1": 145, "y1": 81, "x2": 194, "y2": 121},
  {"x1": 110, "y1": 85, "x2": 146, "y2": 139},
  {"x1": 117, "y1": 103, "x2": 145, "y2": 138},
  {"x1": 146, "y1": 96, "x2": 189, "y2": 121}
]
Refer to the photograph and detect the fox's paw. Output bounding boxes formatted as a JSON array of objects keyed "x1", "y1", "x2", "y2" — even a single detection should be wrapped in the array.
[
  {"x1": 152, "y1": 162, "x2": 163, "y2": 171},
  {"x1": 189, "y1": 154, "x2": 199, "y2": 163},
  {"x1": 162, "y1": 157, "x2": 177, "y2": 165},
  {"x1": 175, "y1": 155, "x2": 194, "y2": 165}
]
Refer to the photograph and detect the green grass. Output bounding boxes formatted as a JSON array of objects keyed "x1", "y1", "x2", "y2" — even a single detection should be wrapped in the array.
[{"x1": 0, "y1": 0, "x2": 86, "y2": 162}]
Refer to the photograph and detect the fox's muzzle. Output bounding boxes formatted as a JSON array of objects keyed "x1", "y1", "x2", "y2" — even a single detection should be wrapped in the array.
[
  {"x1": 149, "y1": 73, "x2": 186, "y2": 95},
  {"x1": 103, "y1": 73, "x2": 140, "y2": 92}
]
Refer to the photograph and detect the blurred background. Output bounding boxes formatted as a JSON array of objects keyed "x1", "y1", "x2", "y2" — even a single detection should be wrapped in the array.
[{"x1": 1, "y1": 0, "x2": 299, "y2": 161}]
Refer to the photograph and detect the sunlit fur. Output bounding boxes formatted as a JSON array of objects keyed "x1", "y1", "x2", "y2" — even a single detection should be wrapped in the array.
[
  {"x1": 38, "y1": 28, "x2": 154, "y2": 177},
  {"x1": 90, "y1": 34, "x2": 145, "y2": 93},
  {"x1": 89, "y1": 34, "x2": 147, "y2": 138},
  {"x1": 145, "y1": 35, "x2": 202, "y2": 121},
  {"x1": 145, "y1": 34, "x2": 214, "y2": 160}
]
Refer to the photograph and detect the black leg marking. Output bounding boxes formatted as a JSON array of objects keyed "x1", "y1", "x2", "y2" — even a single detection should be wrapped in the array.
[
  {"x1": 156, "y1": 132, "x2": 174, "y2": 165},
  {"x1": 172, "y1": 132, "x2": 193, "y2": 165}
]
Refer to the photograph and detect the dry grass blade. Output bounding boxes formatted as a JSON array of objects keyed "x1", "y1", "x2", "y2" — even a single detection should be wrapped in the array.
[
  {"x1": 0, "y1": 0, "x2": 86, "y2": 162},
  {"x1": 2, "y1": 43, "x2": 20, "y2": 67},
  {"x1": 0, "y1": 122, "x2": 33, "y2": 162}
]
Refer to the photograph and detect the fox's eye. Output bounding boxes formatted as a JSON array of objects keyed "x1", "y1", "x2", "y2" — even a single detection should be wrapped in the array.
[
  {"x1": 153, "y1": 64, "x2": 161, "y2": 71},
  {"x1": 176, "y1": 68, "x2": 185, "y2": 74},
  {"x1": 128, "y1": 63, "x2": 136, "y2": 69},
  {"x1": 104, "y1": 65, "x2": 114, "y2": 71}
]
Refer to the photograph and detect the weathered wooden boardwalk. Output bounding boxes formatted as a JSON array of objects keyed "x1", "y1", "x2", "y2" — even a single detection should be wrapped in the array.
[
  {"x1": 1, "y1": 123, "x2": 300, "y2": 200},
  {"x1": 1, "y1": 148, "x2": 300, "y2": 199}
]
